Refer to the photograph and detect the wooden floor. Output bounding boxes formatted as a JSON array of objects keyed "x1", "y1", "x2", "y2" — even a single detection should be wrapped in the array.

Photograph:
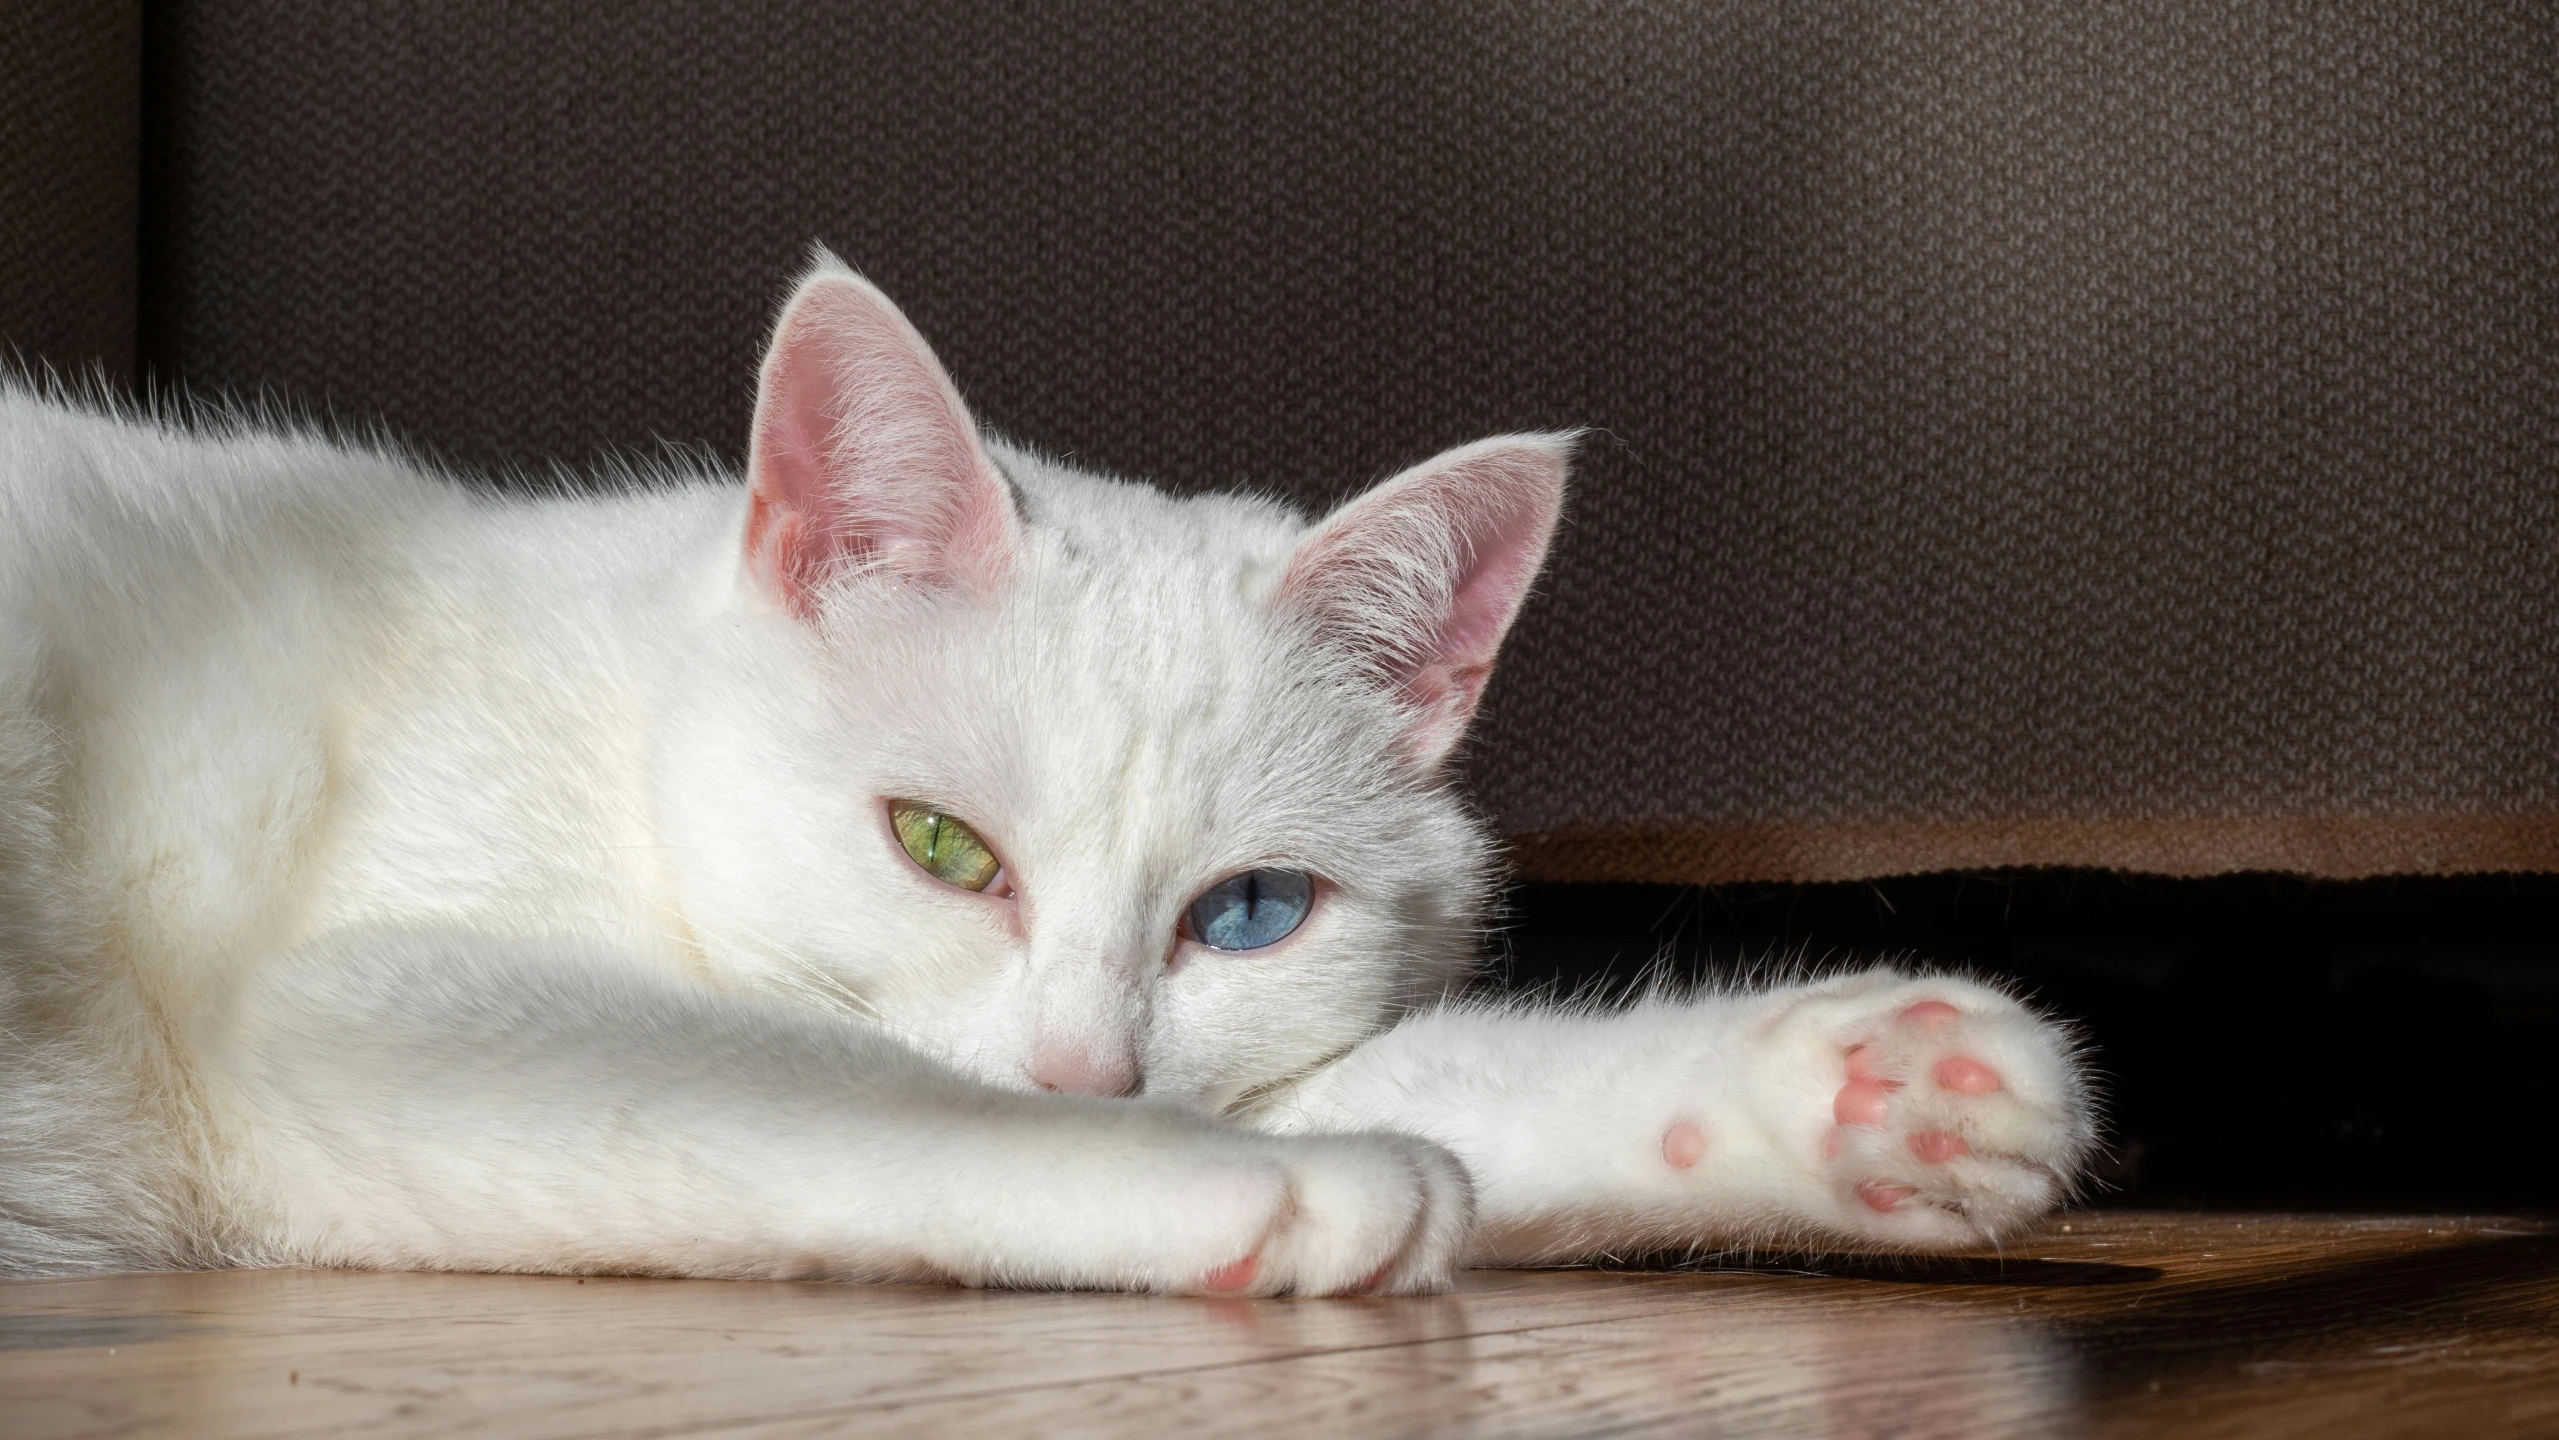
[{"x1": 5, "y1": 1211, "x2": 2555, "y2": 1438}]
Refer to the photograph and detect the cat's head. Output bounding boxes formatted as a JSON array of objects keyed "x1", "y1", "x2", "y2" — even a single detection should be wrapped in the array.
[{"x1": 656, "y1": 255, "x2": 1568, "y2": 1112}]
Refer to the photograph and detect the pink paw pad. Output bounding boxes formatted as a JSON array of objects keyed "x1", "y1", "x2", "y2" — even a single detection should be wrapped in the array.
[
  {"x1": 1833, "y1": 1077, "x2": 1895, "y2": 1127},
  {"x1": 1899, "y1": 999, "x2": 1963, "y2": 1030},
  {"x1": 1934, "y1": 1055, "x2": 2003, "y2": 1095},
  {"x1": 1856, "y1": 1180, "x2": 1918, "y2": 1213},
  {"x1": 1661, "y1": 1120, "x2": 1708, "y2": 1170},
  {"x1": 1908, "y1": 1129, "x2": 1971, "y2": 1163},
  {"x1": 1844, "y1": 1043, "x2": 1886, "y2": 1082},
  {"x1": 1199, "y1": 1251, "x2": 1262, "y2": 1293},
  {"x1": 1835, "y1": 1044, "x2": 1904, "y2": 1127}
]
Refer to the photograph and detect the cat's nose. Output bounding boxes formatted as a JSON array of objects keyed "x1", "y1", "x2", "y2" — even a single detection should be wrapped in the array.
[{"x1": 1030, "y1": 1038, "x2": 1140, "y2": 1098}]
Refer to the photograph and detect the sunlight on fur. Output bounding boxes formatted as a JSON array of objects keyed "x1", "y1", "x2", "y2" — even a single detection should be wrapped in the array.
[{"x1": 0, "y1": 252, "x2": 2096, "y2": 1292}]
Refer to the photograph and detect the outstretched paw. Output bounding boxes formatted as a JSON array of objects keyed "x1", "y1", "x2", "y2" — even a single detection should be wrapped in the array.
[{"x1": 1772, "y1": 972, "x2": 2095, "y2": 1247}]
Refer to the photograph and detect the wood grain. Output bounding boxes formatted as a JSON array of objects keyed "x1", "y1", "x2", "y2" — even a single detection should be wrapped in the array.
[{"x1": 3, "y1": 1211, "x2": 2552, "y2": 1438}]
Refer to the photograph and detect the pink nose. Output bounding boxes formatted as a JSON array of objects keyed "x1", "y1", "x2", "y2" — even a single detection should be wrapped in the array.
[{"x1": 1031, "y1": 1041, "x2": 1139, "y2": 1097}]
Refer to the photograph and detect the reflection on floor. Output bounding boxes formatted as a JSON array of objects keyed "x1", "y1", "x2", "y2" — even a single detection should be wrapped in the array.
[{"x1": 5, "y1": 1212, "x2": 2554, "y2": 1438}]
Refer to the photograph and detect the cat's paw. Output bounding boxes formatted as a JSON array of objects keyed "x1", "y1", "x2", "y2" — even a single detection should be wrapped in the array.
[
  {"x1": 1747, "y1": 970, "x2": 2096, "y2": 1248},
  {"x1": 1181, "y1": 1131, "x2": 1473, "y2": 1297}
]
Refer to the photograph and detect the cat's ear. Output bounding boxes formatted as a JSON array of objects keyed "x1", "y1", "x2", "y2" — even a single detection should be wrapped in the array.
[
  {"x1": 1275, "y1": 434, "x2": 1572, "y2": 767},
  {"x1": 742, "y1": 257, "x2": 1019, "y2": 616}
]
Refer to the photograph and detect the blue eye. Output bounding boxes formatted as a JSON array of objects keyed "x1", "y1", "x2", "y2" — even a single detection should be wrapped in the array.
[{"x1": 1185, "y1": 869, "x2": 1315, "y2": 951}]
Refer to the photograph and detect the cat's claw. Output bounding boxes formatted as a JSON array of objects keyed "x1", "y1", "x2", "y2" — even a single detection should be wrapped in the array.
[{"x1": 1758, "y1": 970, "x2": 2096, "y2": 1248}]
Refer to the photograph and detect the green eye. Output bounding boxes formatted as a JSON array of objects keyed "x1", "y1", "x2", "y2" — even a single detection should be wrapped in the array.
[{"x1": 889, "y1": 802, "x2": 1003, "y2": 892}]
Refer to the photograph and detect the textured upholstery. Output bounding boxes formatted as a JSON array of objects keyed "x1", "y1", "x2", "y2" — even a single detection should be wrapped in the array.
[
  {"x1": 32, "y1": 2, "x2": 2559, "y2": 881},
  {"x1": 0, "y1": 0, "x2": 139, "y2": 383}
]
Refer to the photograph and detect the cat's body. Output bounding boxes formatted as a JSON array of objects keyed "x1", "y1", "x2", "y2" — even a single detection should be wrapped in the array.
[{"x1": 0, "y1": 259, "x2": 2095, "y2": 1290}]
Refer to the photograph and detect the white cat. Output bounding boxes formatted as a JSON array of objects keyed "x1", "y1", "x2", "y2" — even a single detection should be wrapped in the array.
[{"x1": 0, "y1": 254, "x2": 2095, "y2": 1293}]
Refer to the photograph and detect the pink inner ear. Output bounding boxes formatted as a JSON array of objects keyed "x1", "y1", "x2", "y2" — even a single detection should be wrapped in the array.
[
  {"x1": 744, "y1": 313, "x2": 852, "y2": 610},
  {"x1": 743, "y1": 268, "x2": 1017, "y2": 616},
  {"x1": 1278, "y1": 435, "x2": 1570, "y2": 765},
  {"x1": 1434, "y1": 467, "x2": 1563, "y2": 677}
]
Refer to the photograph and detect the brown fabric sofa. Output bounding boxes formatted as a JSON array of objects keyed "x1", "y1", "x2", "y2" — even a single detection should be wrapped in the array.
[{"x1": 8, "y1": 2, "x2": 2557, "y2": 886}]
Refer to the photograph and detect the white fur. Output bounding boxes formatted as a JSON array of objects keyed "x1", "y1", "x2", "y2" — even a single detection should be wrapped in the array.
[
  {"x1": 1262, "y1": 968, "x2": 2096, "y2": 1263},
  {"x1": 0, "y1": 260, "x2": 2095, "y2": 1291}
]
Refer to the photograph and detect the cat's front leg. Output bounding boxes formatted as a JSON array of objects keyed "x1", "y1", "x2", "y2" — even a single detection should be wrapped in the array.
[
  {"x1": 210, "y1": 930, "x2": 1470, "y2": 1294},
  {"x1": 1259, "y1": 968, "x2": 2096, "y2": 1264}
]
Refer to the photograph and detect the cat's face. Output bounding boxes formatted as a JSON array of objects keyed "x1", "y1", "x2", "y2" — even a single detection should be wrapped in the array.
[{"x1": 655, "y1": 257, "x2": 1568, "y2": 1112}]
